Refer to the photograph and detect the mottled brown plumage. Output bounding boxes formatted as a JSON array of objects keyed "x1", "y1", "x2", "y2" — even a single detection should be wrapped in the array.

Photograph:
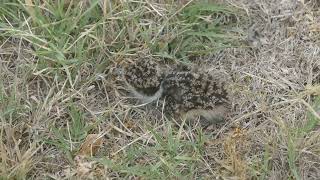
[
  {"x1": 162, "y1": 71, "x2": 230, "y2": 123},
  {"x1": 123, "y1": 59, "x2": 165, "y2": 102},
  {"x1": 123, "y1": 59, "x2": 230, "y2": 123}
]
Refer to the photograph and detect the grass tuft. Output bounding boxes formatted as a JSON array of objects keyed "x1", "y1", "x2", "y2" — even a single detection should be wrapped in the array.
[{"x1": 94, "y1": 122, "x2": 206, "y2": 179}]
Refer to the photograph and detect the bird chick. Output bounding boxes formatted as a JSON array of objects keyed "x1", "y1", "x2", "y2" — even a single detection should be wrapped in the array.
[
  {"x1": 161, "y1": 71, "x2": 230, "y2": 124},
  {"x1": 123, "y1": 59, "x2": 231, "y2": 125},
  {"x1": 123, "y1": 59, "x2": 164, "y2": 103}
]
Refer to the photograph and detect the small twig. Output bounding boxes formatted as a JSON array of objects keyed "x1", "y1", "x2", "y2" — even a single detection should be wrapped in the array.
[
  {"x1": 300, "y1": 99, "x2": 320, "y2": 120},
  {"x1": 111, "y1": 124, "x2": 165, "y2": 156}
]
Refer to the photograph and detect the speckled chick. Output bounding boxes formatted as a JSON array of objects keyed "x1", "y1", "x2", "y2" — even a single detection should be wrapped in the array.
[
  {"x1": 162, "y1": 71, "x2": 230, "y2": 124},
  {"x1": 123, "y1": 59, "x2": 164, "y2": 103}
]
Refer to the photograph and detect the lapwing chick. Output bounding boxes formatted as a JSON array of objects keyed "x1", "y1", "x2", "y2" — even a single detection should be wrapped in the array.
[
  {"x1": 161, "y1": 71, "x2": 230, "y2": 124},
  {"x1": 123, "y1": 59, "x2": 164, "y2": 103}
]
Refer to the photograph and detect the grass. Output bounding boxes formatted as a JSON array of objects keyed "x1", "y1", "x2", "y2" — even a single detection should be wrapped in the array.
[
  {"x1": 1, "y1": 0, "x2": 320, "y2": 179},
  {"x1": 44, "y1": 104, "x2": 92, "y2": 163},
  {"x1": 93, "y1": 123, "x2": 206, "y2": 179}
]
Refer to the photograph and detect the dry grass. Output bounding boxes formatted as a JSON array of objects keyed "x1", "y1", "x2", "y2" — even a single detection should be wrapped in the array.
[{"x1": 1, "y1": 0, "x2": 320, "y2": 179}]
